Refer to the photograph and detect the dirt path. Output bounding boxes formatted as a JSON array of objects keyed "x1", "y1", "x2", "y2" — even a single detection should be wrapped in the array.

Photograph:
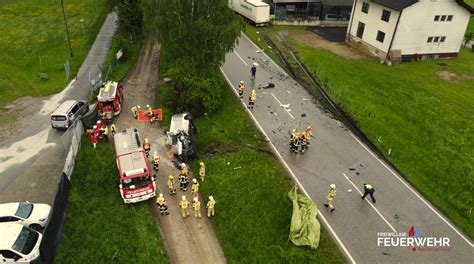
[{"x1": 114, "y1": 38, "x2": 226, "y2": 264}]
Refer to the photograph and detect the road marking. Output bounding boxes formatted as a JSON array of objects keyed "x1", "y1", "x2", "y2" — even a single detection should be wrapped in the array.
[
  {"x1": 242, "y1": 31, "x2": 473, "y2": 248},
  {"x1": 220, "y1": 67, "x2": 356, "y2": 264},
  {"x1": 234, "y1": 50, "x2": 248, "y2": 66},
  {"x1": 343, "y1": 173, "x2": 397, "y2": 233},
  {"x1": 270, "y1": 93, "x2": 295, "y2": 119},
  {"x1": 349, "y1": 134, "x2": 474, "y2": 247}
]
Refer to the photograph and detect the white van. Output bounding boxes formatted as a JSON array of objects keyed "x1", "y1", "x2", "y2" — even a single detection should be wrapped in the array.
[
  {"x1": 0, "y1": 223, "x2": 42, "y2": 263},
  {"x1": 50, "y1": 100, "x2": 89, "y2": 129}
]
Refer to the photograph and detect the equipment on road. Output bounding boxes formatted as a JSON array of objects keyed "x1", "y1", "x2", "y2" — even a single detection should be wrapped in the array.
[
  {"x1": 229, "y1": 0, "x2": 270, "y2": 27},
  {"x1": 166, "y1": 113, "x2": 196, "y2": 162},
  {"x1": 97, "y1": 81, "x2": 124, "y2": 124},
  {"x1": 114, "y1": 128, "x2": 156, "y2": 204}
]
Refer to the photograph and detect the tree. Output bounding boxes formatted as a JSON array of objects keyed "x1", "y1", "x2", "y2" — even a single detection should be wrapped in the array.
[
  {"x1": 107, "y1": 0, "x2": 143, "y2": 36},
  {"x1": 143, "y1": 0, "x2": 243, "y2": 70}
]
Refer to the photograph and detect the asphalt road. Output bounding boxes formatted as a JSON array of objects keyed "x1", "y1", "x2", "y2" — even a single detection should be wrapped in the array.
[
  {"x1": 221, "y1": 33, "x2": 473, "y2": 263},
  {"x1": 0, "y1": 13, "x2": 117, "y2": 204}
]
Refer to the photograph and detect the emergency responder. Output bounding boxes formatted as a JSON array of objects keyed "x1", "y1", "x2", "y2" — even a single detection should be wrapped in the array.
[
  {"x1": 168, "y1": 175, "x2": 177, "y2": 195},
  {"x1": 91, "y1": 127, "x2": 98, "y2": 149},
  {"x1": 156, "y1": 193, "x2": 170, "y2": 215},
  {"x1": 179, "y1": 171, "x2": 189, "y2": 191},
  {"x1": 179, "y1": 195, "x2": 190, "y2": 218},
  {"x1": 146, "y1": 105, "x2": 154, "y2": 123},
  {"x1": 290, "y1": 129, "x2": 299, "y2": 153},
  {"x1": 324, "y1": 184, "x2": 337, "y2": 212},
  {"x1": 143, "y1": 138, "x2": 151, "y2": 158},
  {"x1": 96, "y1": 121, "x2": 103, "y2": 140},
  {"x1": 152, "y1": 151, "x2": 160, "y2": 171},
  {"x1": 206, "y1": 196, "x2": 216, "y2": 217},
  {"x1": 199, "y1": 162, "x2": 206, "y2": 182},
  {"x1": 131, "y1": 105, "x2": 140, "y2": 119},
  {"x1": 180, "y1": 163, "x2": 188, "y2": 177},
  {"x1": 250, "y1": 63, "x2": 257, "y2": 80},
  {"x1": 191, "y1": 178, "x2": 199, "y2": 199},
  {"x1": 300, "y1": 131, "x2": 309, "y2": 154},
  {"x1": 238, "y1": 81, "x2": 246, "y2": 99},
  {"x1": 362, "y1": 183, "x2": 376, "y2": 203},
  {"x1": 305, "y1": 125, "x2": 313, "y2": 138},
  {"x1": 102, "y1": 125, "x2": 109, "y2": 143},
  {"x1": 248, "y1": 90, "x2": 257, "y2": 109},
  {"x1": 192, "y1": 197, "x2": 201, "y2": 218},
  {"x1": 110, "y1": 123, "x2": 116, "y2": 136}
]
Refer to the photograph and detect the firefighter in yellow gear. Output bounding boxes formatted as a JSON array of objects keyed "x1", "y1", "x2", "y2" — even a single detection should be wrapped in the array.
[
  {"x1": 179, "y1": 195, "x2": 190, "y2": 218},
  {"x1": 248, "y1": 90, "x2": 257, "y2": 109},
  {"x1": 143, "y1": 138, "x2": 151, "y2": 158},
  {"x1": 324, "y1": 184, "x2": 337, "y2": 212},
  {"x1": 156, "y1": 193, "x2": 170, "y2": 215},
  {"x1": 146, "y1": 104, "x2": 154, "y2": 123},
  {"x1": 199, "y1": 162, "x2": 206, "y2": 182},
  {"x1": 206, "y1": 196, "x2": 216, "y2": 217},
  {"x1": 238, "y1": 81, "x2": 246, "y2": 99},
  {"x1": 305, "y1": 125, "x2": 313, "y2": 138},
  {"x1": 300, "y1": 131, "x2": 309, "y2": 154},
  {"x1": 191, "y1": 178, "x2": 199, "y2": 199},
  {"x1": 180, "y1": 163, "x2": 188, "y2": 177},
  {"x1": 167, "y1": 175, "x2": 176, "y2": 195},
  {"x1": 290, "y1": 129, "x2": 300, "y2": 153},
  {"x1": 110, "y1": 123, "x2": 116, "y2": 135},
  {"x1": 192, "y1": 197, "x2": 201, "y2": 218},
  {"x1": 153, "y1": 151, "x2": 160, "y2": 171},
  {"x1": 131, "y1": 105, "x2": 140, "y2": 119}
]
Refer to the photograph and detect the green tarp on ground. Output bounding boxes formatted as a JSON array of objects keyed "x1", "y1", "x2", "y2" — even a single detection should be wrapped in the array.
[{"x1": 288, "y1": 185, "x2": 321, "y2": 249}]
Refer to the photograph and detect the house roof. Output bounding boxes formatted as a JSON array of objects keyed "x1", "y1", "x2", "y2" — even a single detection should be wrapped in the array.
[
  {"x1": 456, "y1": 0, "x2": 474, "y2": 13},
  {"x1": 321, "y1": 0, "x2": 353, "y2": 6},
  {"x1": 372, "y1": 0, "x2": 418, "y2": 11}
]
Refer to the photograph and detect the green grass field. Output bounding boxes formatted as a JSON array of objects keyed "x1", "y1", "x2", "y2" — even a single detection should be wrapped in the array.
[
  {"x1": 290, "y1": 44, "x2": 474, "y2": 238},
  {"x1": 155, "y1": 54, "x2": 346, "y2": 263},
  {"x1": 0, "y1": 0, "x2": 107, "y2": 108},
  {"x1": 55, "y1": 139, "x2": 169, "y2": 263}
]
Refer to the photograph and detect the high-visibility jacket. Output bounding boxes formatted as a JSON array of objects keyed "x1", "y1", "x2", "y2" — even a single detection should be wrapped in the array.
[
  {"x1": 179, "y1": 175, "x2": 188, "y2": 184},
  {"x1": 250, "y1": 92, "x2": 257, "y2": 102},
  {"x1": 199, "y1": 166, "x2": 205, "y2": 176},
  {"x1": 180, "y1": 167, "x2": 188, "y2": 176},
  {"x1": 143, "y1": 142, "x2": 150, "y2": 150},
  {"x1": 238, "y1": 83, "x2": 245, "y2": 92},
  {"x1": 364, "y1": 184, "x2": 374, "y2": 190},
  {"x1": 193, "y1": 201, "x2": 201, "y2": 211},
  {"x1": 153, "y1": 155, "x2": 160, "y2": 164},
  {"x1": 156, "y1": 197, "x2": 166, "y2": 206},
  {"x1": 179, "y1": 200, "x2": 190, "y2": 208},
  {"x1": 327, "y1": 189, "x2": 336, "y2": 201},
  {"x1": 167, "y1": 179, "x2": 175, "y2": 189},
  {"x1": 207, "y1": 199, "x2": 215, "y2": 209},
  {"x1": 110, "y1": 124, "x2": 116, "y2": 133},
  {"x1": 191, "y1": 183, "x2": 199, "y2": 193},
  {"x1": 103, "y1": 126, "x2": 109, "y2": 135}
]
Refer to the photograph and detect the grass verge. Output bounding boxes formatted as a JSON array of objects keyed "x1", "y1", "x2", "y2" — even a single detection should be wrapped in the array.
[
  {"x1": 290, "y1": 43, "x2": 474, "y2": 238},
  {"x1": 155, "y1": 53, "x2": 346, "y2": 263},
  {"x1": 0, "y1": 0, "x2": 107, "y2": 107},
  {"x1": 55, "y1": 139, "x2": 169, "y2": 263}
]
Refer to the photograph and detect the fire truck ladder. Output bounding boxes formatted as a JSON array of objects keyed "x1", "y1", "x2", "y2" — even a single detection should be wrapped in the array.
[{"x1": 129, "y1": 129, "x2": 140, "y2": 159}]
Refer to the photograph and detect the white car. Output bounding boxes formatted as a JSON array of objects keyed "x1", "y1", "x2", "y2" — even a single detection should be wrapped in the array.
[
  {"x1": 0, "y1": 223, "x2": 42, "y2": 263},
  {"x1": 0, "y1": 202, "x2": 51, "y2": 231}
]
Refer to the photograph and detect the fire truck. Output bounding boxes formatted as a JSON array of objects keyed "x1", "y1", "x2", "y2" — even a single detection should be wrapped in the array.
[
  {"x1": 97, "y1": 81, "x2": 124, "y2": 124},
  {"x1": 114, "y1": 128, "x2": 156, "y2": 203}
]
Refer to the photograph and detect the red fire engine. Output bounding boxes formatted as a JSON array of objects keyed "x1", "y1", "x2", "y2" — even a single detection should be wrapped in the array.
[
  {"x1": 97, "y1": 81, "x2": 124, "y2": 124},
  {"x1": 114, "y1": 128, "x2": 156, "y2": 203}
]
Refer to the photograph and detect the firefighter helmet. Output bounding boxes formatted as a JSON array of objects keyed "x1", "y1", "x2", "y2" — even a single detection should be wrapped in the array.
[
  {"x1": 240, "y1": 80, "x2": 244, "y2": 84},
  {"x1": 192, "y1": 178, "x2": 197, "y2": 183},
  {"x1": 159, "y1": 193, "x2": 163, "y2": 198},
  {"x1": 182, "y1": 195, "x2": 186, "y2": 200},
  {"x1": 93, "y1": 125, "x2": 97, "y2": 129},
  {"x1": 199, "y1": 162, "x2": 205, "y2": 166},
  {"x1": 209, "y1": 196, "x2": 214, "y2": 201},
  {"x1": 137, "y1": 105, "x2": 141, "y2": 108},
  {"x1": 330, "y1": 184, "x2": 336, "y2": 189},
  {"x1": 144, "y1": 138, "x2": 149, "y2": 143},
  {"x1": 169, "y1": 175, "x2": 174, "y2": 180},
  {"x1": 193, "y1": 197, "x2": 198, "y2": 202}
]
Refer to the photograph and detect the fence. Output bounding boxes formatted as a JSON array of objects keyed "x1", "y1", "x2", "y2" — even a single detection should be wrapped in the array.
[{"x1": 39, "y1": 119, "x2": 84, "y2": 263}]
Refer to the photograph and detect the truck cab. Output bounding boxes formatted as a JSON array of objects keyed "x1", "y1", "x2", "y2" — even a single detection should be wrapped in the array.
[{"x1": 97, "y1": 81, "x2": 123, "y2": 124}]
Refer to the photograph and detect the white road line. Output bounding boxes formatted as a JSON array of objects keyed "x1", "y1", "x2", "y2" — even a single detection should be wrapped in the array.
[
  {"x1": 220, "y1": 67, "x2": 356, "y2": 264},
  {"x1": 270, "y1": 93, "x2": 295, "y2": 119},
  {"x1": 349, "y1": 134, "x2": 474, "y2": 247},
  {"x1": 242, "y1": 31, "x2": 473, "y2": 247},
  {"x1": 342, "y1": 173, "x2": 397, "y2": 233},
  {"x1": 234, "y1": 50, "x2": 248, "y2": 66}
]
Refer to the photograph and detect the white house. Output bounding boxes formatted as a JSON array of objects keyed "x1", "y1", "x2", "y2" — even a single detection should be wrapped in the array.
[{"x1": 347, "y1": 0, "x2": 473, "y2": 62}]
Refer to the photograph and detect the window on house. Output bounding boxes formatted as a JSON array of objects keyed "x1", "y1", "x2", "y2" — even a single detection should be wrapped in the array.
[
  {"x1": 434, "y1": 15, "x2": 440, "y2": 21},
  {"x1": 362, "y1": 2, "x2": 369, "y2": 14},
  {"x1": 381, "y1": 10, "x2": 391, "y2": 22},
  {"x1": 440, "y1": 15, "x2": 446, "y2": 21},
  {"x1": 434, "y1": 36, "x2": 440, "y2": 42},
  {"x1": 427, "y1": 37, "x2": 433, "y2": 43},
  {"x1": 447, "y1": 15, "x2": 453, "y2": 21},
  {"x1": 356, "y1": 22, "x2": 365, "y2": 38},
  {"x1": 376, "y1": 31, "x2": 386, "y2": 43},
  {"x1": 440, "y1": 36, "x2": 446, "y2": 42}
]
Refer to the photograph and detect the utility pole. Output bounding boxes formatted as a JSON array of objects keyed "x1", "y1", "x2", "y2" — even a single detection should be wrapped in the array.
[{"x1": 61, "y1": 0, "x2": 74, "y2": 58}]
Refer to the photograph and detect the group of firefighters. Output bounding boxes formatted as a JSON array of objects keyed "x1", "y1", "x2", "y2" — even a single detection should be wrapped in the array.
[
  {"x1": 238, "y1": 81, "x2": 257, "y2": 109},
  {"x1": 87, "y1": 120, "x2": 116, "y2": 148},
  {"x1": 290, "y1": 125, "x2": 313, "y2": 154},
  {"x1": 131, "y1": 104, "x2": 160, "y2": 123}
]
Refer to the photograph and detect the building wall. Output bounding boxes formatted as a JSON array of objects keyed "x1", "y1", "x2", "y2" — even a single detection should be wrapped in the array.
[
  {"x1": 392, "y1": 0, "x2": 471, "y2": 56},
  {"x1": 348, "y1": 0, "x2": 400, "y2": 57}
]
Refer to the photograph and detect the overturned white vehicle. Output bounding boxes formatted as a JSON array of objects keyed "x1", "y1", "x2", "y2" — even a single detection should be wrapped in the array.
[{"x1": 165, "y1": 113, "x2": 196, "y2": 162}]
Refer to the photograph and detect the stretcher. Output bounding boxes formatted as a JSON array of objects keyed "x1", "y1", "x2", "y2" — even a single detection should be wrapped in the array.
[{"x1": 138, "y1": 109, "x2": 163, "y2": 121}]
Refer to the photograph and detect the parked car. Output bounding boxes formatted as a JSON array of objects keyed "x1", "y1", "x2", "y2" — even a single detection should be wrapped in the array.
[
  {"x1": 0, "y1": 202, "x2": 51, "y2": 231},
  {"x1": 0, "y1": 223, "x2": 42, "y2": 263},
  {"x1": 50, "y1": 100, "x2": 89, "y2": 129}
]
